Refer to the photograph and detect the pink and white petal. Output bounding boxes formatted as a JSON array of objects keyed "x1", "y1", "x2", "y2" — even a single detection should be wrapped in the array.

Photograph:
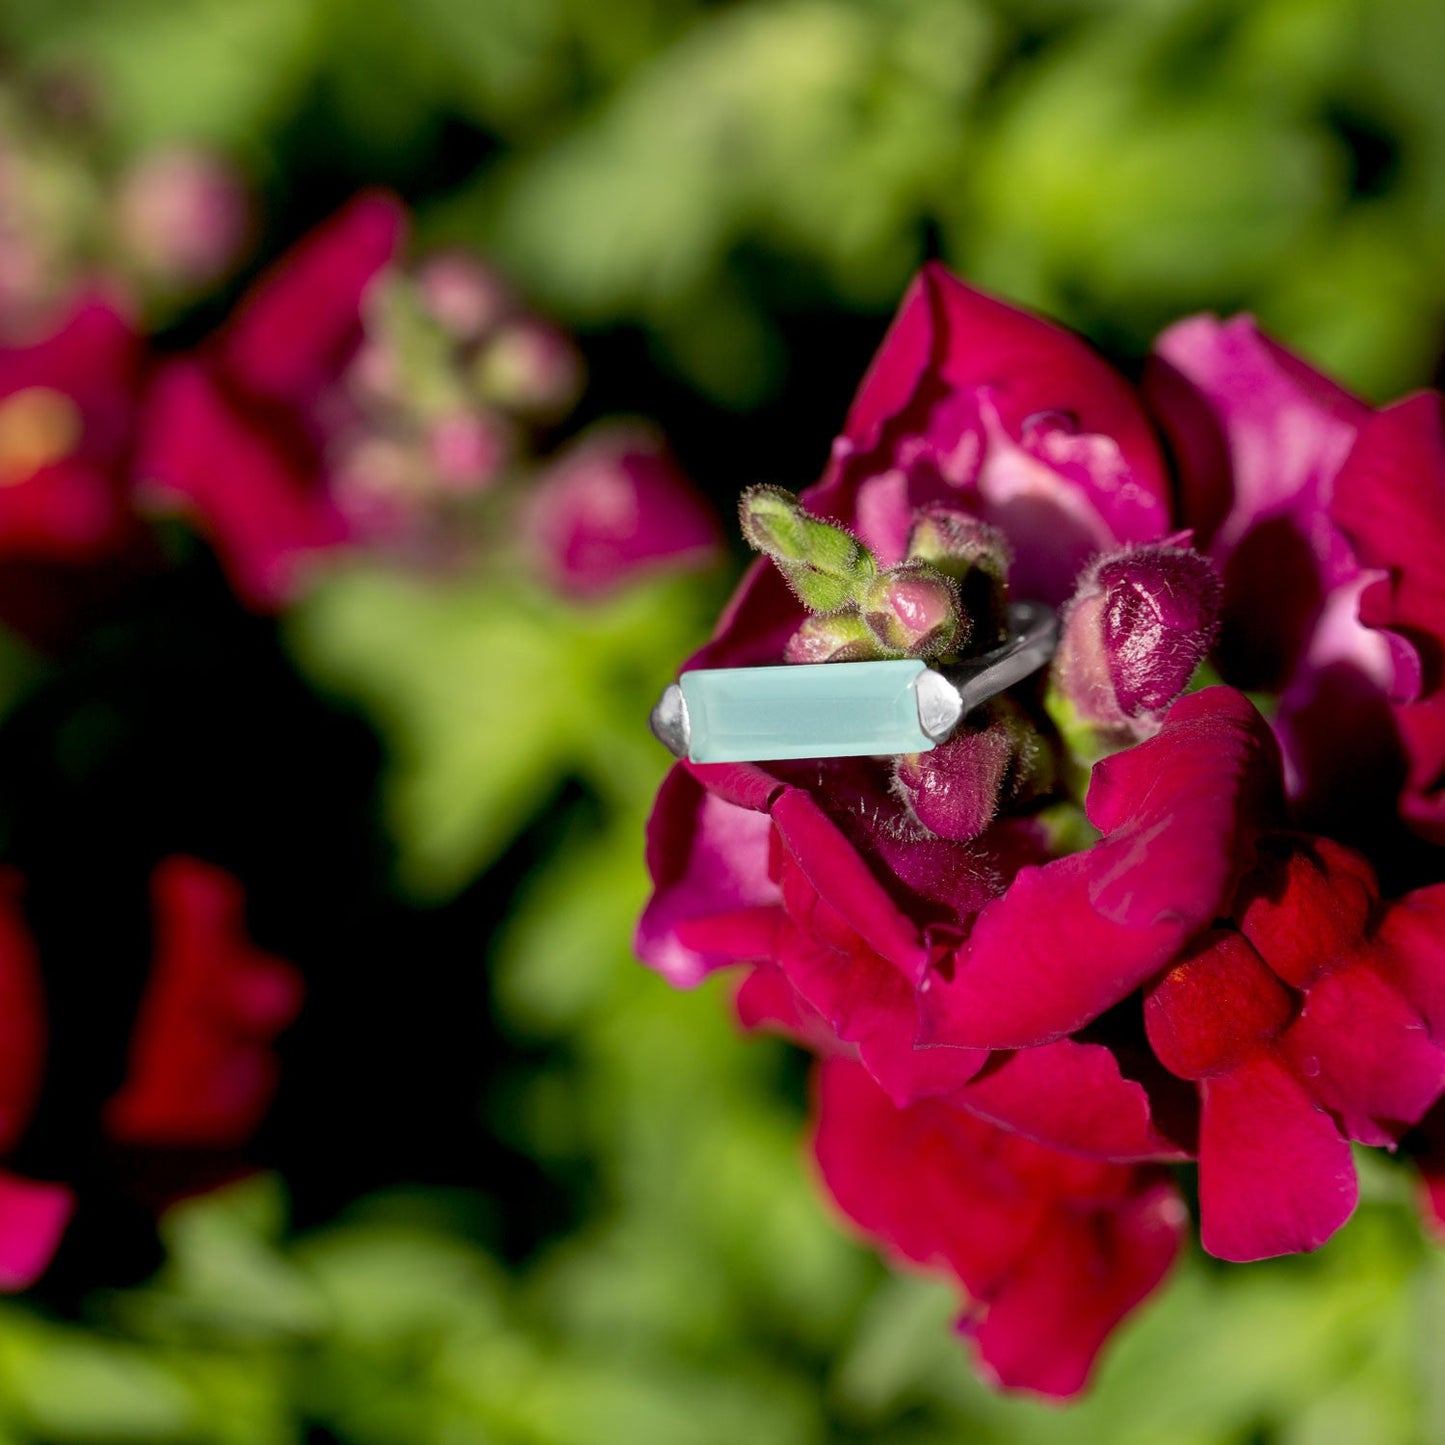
[
  {"x1": 1153, "y1": 313, "x2": 1366, "y2": 560},
  {"x1": 838, "y1": 267, "x2": 1170, "y2": 535}
]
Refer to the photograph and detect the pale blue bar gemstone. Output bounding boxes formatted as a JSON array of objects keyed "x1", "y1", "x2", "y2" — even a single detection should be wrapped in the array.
[{"x1": 679, "y1": 660, "x2": 934, "y2": 763}]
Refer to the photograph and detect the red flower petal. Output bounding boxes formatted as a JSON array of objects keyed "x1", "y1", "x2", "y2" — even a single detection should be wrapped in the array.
[
  {"x1": 0, "y1": 874, "x2": 45, "y2": 1156},
  {"x1": 1372, "y1": 883, "x2": 1445, "y2": 1041},
  {"x1": 220, "y1": 193, "x2": 406, "y2": 409},
  {"x1": 139, "y1": 362, "x2": 351, "y2": 607},
  {"x1": 1197, "y1": 1052, "x2": 1357, "y2": 1261},
  {"x1": 814, "y1": 1058, "x2": 1183, "y2": 1397},
  {"x1": 1235, "y1": 837, "x2": 1377, "y2": 989},
  {"x1": 771, "y1": 787, "x2": 928, "y2": 978},
  {"x1": 1144, "y1": 931, "x2": 1294, "y2": 1080},
  {"x1": 954, "y1": 1039, "x2": 1188, "y2": 1163},
  {"x1": 1279, "y1": 963, "x2": 1445, "y2": 1148},
  {"x1": 775, "y1": 852, "x2": 986, "y2": 1103},
  {"x1": 105, "y1": 857, "x2": 303, "y2": 1151}
]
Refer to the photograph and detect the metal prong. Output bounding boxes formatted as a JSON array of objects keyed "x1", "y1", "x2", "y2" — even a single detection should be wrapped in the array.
[
  {"x1": 947, "y1": 599, "x2": 1059, "y2": 719},
  {"x1": 916, "y1": 600, "x2": 1060, "y2": 746},
  {"x1": 649, "y1": 682, "x2": 691, "y2": 759},
  {"x1": 913, "y1": 668, "x2": 963, "y2": 744}
]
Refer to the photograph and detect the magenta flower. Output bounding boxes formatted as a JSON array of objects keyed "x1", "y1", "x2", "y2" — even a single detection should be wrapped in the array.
[{"x1": 638, "y1": 264, "x2": 1445, "y2": 1395}]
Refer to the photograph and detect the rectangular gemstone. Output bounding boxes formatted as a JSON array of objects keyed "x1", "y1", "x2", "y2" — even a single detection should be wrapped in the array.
[{"x1": 679, "y1": 660, "x2": 933, "y2": 763}]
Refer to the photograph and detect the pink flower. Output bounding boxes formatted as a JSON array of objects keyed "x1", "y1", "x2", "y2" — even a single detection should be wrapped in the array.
[
  {"x1": 526, "y1": 425, "x2": 722, "y2": 598},
  {"x1": 638, "y1": 264, "x2": 1445, "y2": 1394}
]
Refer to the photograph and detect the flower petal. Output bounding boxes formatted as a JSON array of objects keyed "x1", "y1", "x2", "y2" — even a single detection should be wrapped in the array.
[
  {"x1": 636, "y1": 765, "x2": 781, "y2": 987},
  {"x1": 105, "y1": 857, "x2": 303, "y2": 1151},
  {"x1": 814, "y1": 1057, "x2": 1182, "y2": 1398},
  {"x1": 1197, "y1": 1052, "x2": 1356, "y2": 1262},
  {"x1": 0, "y1": 1172, "x2": 73, "y2": 1290},
  {"x1": 220, "y1": 193, "x2": 406, "y2": 408},
  {"x1": 1331, "y1": 393, "x2": 1445, "y2": 840},
  {"x1": 954, "y1": 1039, "x2": 1188, "y2": 1163},
  {"x1": 139, "y1": 362, "x2": 351, "y2": 608},
  {"x1": 837, "y1": 266, "x2": 1171, "y2": 545}
]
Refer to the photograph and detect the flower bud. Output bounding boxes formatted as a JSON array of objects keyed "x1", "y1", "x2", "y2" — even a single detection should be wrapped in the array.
[
  {"x1": 415, "y1": 252, "x2": 512, "y2": 340},
  {"x1": 893, "y1": 705, "x2": 1043, "y2": 842},
  {"x1": 863, "y1": 561, "x2": 964, "y2": 658},
  {"x1": 115, "y1": 147, "x2": 251, "y2": 289},
  {"x1": 1054, "y1": 541, "x2": 1222, "y2": 738},
  {"x1": 739, "y1": 485, "x2": 876, "y2": 614},
  {"x1": 528, "y1": 426, "x2": 721, "y2": 599},
  {"x1": 473, "y1": 318, "x2": 584, "y2": 420},
  {"x1": 426, "y1": 410, "x2": 509, "y2": 492},
  {"x1": 784, "y1": 611, "x2": 880, "y2": 663},
  {"x1": 906, "y1": 505, "x2": 1011, "y2": 648}
]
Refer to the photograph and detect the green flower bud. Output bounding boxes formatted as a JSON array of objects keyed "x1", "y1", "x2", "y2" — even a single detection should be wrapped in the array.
[
  {"x1": 784, "y1": 611, "x2": 885, "y2": 663},
  {"x1": 739, "y1": 485, "x2": 876, "y2": 613}
]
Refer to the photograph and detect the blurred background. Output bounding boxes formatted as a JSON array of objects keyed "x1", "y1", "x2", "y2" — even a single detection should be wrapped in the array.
[{"x1": 0, "y1": 0, "x2": 1444, "y2": 1440}]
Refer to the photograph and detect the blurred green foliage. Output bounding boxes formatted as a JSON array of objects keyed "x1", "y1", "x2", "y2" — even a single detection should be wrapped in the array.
[{"x1": 6, "y1": 0, "x2": 1445, "y2": 1440}]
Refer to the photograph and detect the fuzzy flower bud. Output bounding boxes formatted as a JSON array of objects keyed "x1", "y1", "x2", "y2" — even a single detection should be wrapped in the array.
[
  {"x1": 739, "y1": 485, "x2": 876, "y2": 613},
  {"x1": 784, "y1": 611, "x2": 880, "y2": 664},
  {"x1": 1054, "y1": 540, "x2": 1222, "y2": 739},
  {"x1": 862, "y1": 561, "x2": 964, "y2": 658},
  {"x1": 892, "y1": 704, "x2": 1045, "y2": 842},
  {"x1": 906, "y1": 505, "x2": 1011, "y2": 648}
]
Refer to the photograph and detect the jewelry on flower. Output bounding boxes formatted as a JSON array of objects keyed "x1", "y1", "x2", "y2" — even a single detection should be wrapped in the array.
[{"x1": 650, "y1": 599, "x2": 1058, "y2": 763}]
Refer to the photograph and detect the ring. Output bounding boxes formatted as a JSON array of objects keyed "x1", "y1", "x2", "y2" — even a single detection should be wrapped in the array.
[{"x1": 650, "y1": 599, "x2": 1058, "y2": 763}]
